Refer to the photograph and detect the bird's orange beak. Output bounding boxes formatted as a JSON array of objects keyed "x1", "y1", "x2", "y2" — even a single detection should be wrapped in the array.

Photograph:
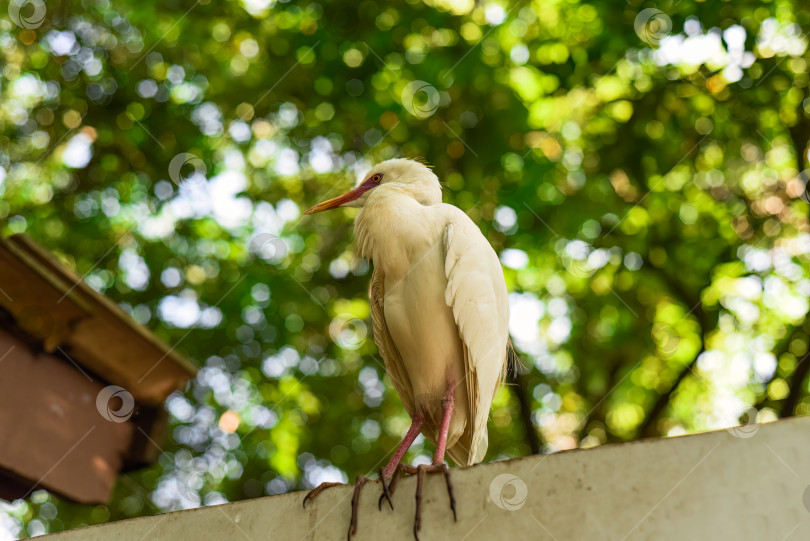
[
  {"x1": 303, "y1": 186, "x2": 366, "y2": 214},
  {"x1": 304, "y1": 176, "x2": 379, "y2": 214}
]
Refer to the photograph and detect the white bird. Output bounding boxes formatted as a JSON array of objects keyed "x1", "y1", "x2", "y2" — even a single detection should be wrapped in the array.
[{"x1": 302, "y1": 158, "x2": 510, "y2": 539}]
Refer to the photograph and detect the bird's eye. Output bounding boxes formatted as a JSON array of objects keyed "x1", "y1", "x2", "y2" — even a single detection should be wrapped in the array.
[{"x1": 371, "y1": 173, "x2": 383, "y2": 183}]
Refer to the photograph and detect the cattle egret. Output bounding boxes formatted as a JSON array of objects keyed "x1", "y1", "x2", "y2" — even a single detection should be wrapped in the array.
[{"x1": 302, "y1": 158, "x2": 510, "y2": 539}]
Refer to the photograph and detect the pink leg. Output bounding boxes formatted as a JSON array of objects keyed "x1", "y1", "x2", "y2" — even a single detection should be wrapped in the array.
[
  {"x1": 432, "y1": 380, "x2": 455, "y2": 465},
  {"x1": 378, "y1": 381, "x2": 458, "y2": 531},
  {"x1": 383, "y1": 415, "x2": 424, "y2": 479}
]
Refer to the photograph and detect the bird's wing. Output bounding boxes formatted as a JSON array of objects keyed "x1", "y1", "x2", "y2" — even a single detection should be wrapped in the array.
[
  {"x1": 369, "y1": 266, "x2": 416, "y2": 416},
  {"x1": 443, "y1": 211, "x2": 509, "y2": 465}
]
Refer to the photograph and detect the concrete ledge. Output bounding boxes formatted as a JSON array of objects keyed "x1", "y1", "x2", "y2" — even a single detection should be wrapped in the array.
[{"x1": 46, "y1": 417, "x2": 810, "y2": 540}]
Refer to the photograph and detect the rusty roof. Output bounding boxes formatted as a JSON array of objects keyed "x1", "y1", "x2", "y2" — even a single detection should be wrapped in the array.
[{"x1": 0, "y1": 234, "x2": 196, "y2": 405}]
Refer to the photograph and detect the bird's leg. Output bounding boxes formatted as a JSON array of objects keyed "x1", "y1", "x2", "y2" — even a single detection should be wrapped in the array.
[
  {"x1": 410, "y1": 382, "x2": 458, "y2": 539},
  {"x1": 434, "y1": 380, "x2": 457, "y2": 519},
  {"x1": 382, "y1": 381, "x2": 460, "y2": 540},
  {"x1": 432, "y1": 380, "x2": 456, "y2": 465},
  {"x1": 377, "y1": 415, "x2": 424, "y2": 510},
  {"x1": 435, "y1": 380, "x2": 458, "y2": 520},
  {"x1": 383, "y1": 415, "x2": 425, "y2": 479}
]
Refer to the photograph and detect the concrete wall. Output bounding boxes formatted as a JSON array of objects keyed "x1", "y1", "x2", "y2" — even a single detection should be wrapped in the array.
[{"x1": 45, "y1": 416, "x2": 810, "y2": 540}]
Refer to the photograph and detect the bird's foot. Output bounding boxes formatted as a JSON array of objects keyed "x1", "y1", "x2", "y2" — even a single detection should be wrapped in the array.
[
  {"x1": 378, "y1": 467, "x2": 394, "y2": 511},
  {"x1": 302, "y1": 481, "x2": 342, "y2": 508},
  {"x1": 378, "y1": 463, "x2": 456, "y2": 541},
  {"x1": 346, "y1": 474, "x2": 373, "y2": 540},
  {"x1": 302, "y1": 475, "x2": 377, "y2": 541}
]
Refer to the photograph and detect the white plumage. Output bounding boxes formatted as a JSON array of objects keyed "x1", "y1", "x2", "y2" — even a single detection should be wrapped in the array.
[{"x1": 305, "y1": 158, "x2": 509, "y2": 468}]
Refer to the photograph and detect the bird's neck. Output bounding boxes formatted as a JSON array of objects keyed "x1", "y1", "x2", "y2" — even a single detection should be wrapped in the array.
[{"x1": 353, "y1": 188, "x2": 443, "y2": 275}]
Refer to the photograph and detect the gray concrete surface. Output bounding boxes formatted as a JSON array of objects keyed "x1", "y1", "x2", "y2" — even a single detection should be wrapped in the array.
[{"x1": 44, "y1": 416, "x2": 810, "y2": 540}]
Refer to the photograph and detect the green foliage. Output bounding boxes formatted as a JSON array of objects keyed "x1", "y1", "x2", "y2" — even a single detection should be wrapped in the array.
[{"x1": 1, "y1": 0, "x2": 810, "y2": 536}]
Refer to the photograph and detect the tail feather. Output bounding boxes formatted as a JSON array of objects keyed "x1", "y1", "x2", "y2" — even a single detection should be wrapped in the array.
[
  {"x1": 445, "y1": 340, "x2": 514, "y2": 467},
  {"x1": 446, "y1": 428, "x2": 488, "y2": 466}
]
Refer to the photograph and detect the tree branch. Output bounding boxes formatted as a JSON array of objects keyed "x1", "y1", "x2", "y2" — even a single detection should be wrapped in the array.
[
  {"x1": 778, "y1": 321, "x2": 810, "y2": 417},
  {"x1": 639, "y1": 345, "x2": 706, "y2": 437},
  {"x1": 779, "y1": 84, "x2": 810, "y2": 415},
  {"x1": 638, "y1": 266, "x2": 710, "y2": 437},
  {"x1": 509, "y1": 371, "x2": 542, "y2": 454},
  {"x1": 780, "y1": 352, "x2": 810, "y2": 417}
]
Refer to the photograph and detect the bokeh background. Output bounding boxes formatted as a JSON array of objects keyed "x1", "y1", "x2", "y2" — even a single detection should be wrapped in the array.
[{"x1": 2, "y1": 0, "x2": 810, "y2": 537}]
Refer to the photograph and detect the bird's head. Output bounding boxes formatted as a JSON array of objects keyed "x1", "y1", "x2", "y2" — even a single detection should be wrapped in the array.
[{"x1": 303, "y1": 158, "x2": 441, "y2": 214}]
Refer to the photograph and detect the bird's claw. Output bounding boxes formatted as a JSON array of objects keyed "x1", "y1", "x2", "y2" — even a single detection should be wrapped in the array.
[
  {"x1": 377, "y1": 462, "x2": 456, "y2": 540},
  {"x1": 347, "y1": 475, "x2": 371, "y2": 541},
  {"x1": 378, "y1": 468, "x2": 394, "y2": 511},
  {"x1": 440, "y1": 463, "x2": 457, "y2": 522},
  {"x1": 302, "y1": 481, "x2": 343, "y2": 508},
  {"x1": 307, "y1": 464, "x2": 454, "y2": 540},
  {"x1": 413, "y1": 463, "x2": 456, "y2": 539}
]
